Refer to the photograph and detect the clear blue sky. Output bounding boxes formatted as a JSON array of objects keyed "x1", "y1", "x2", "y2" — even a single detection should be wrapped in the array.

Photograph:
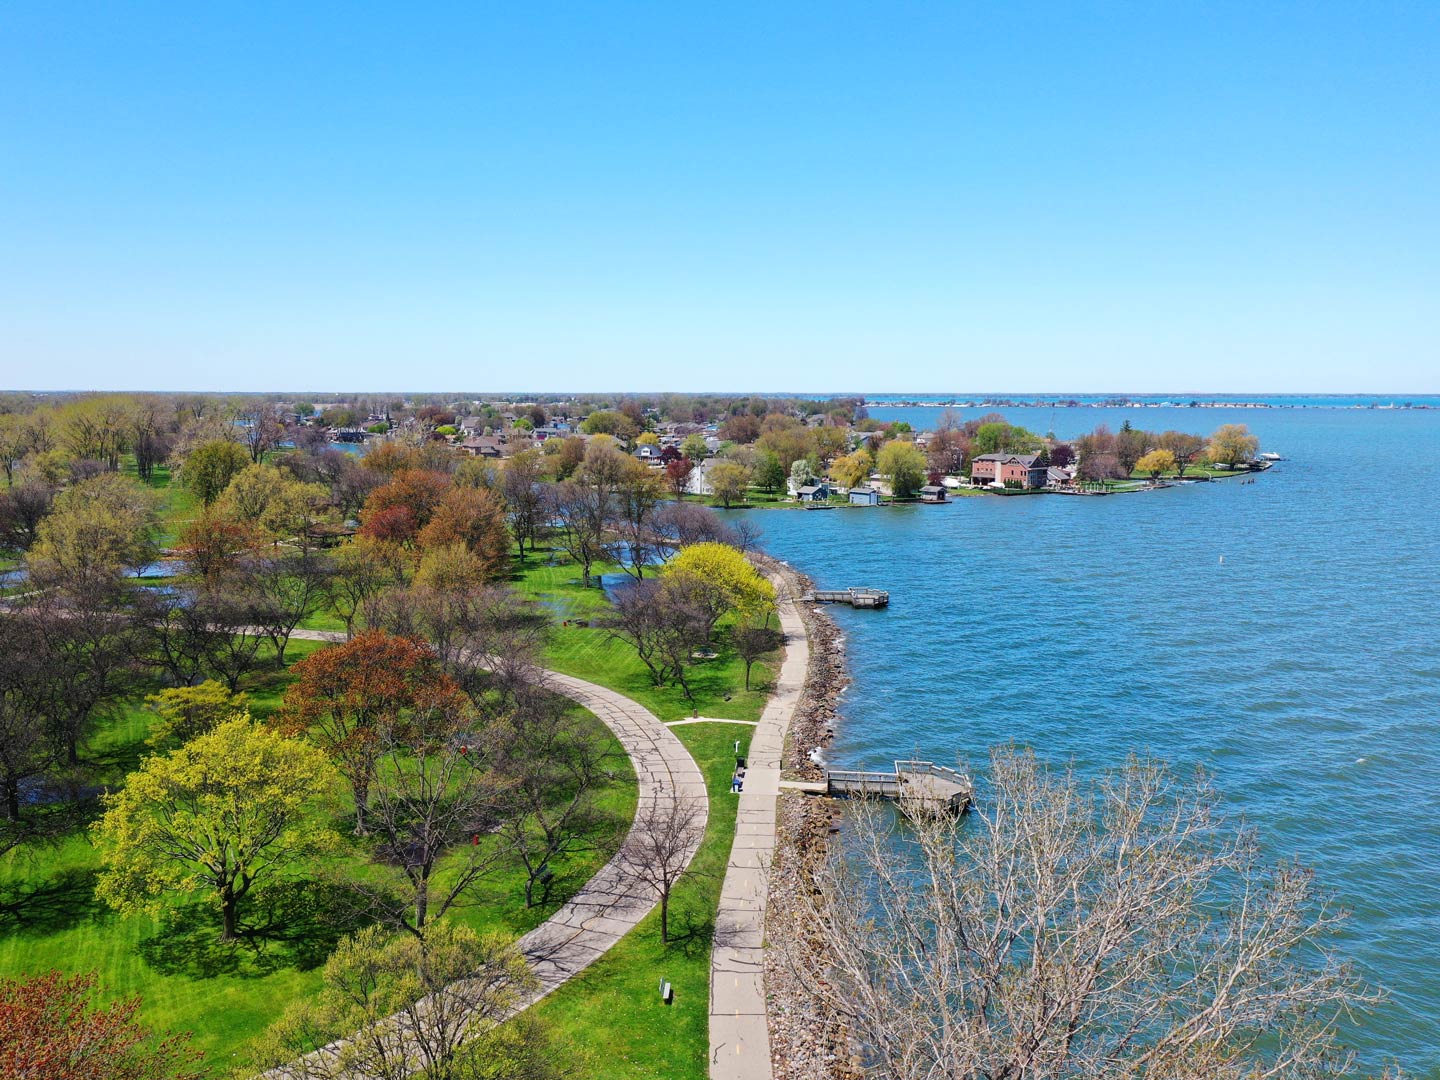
[{"x1": 2, "y1": 2, "x2": 1438, "y2": 393}]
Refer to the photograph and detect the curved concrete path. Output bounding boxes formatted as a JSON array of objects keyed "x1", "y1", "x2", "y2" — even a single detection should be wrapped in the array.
[
  {"x1": 708, "y1": 575, "x2": 809, "y2": 1080},
  {"x1": 269, "y1": 630, "x2": 708, "y2": 1074}
]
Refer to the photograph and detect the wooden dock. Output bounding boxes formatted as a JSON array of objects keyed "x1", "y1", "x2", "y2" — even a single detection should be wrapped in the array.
[
  {"x1": 805, "y1": 587, "x2": 890, "y2": 608},
  {"x1": 782, "y1": 760, "x2": 972, "y2": 814}
]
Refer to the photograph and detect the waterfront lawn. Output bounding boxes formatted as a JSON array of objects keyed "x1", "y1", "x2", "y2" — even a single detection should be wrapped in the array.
[
  {"x1": 0, "y1": 635, "x2": 635, "y2": 1067},
  {"x1": 511, "y1": 550, "x2": 776, "y2": 723},
  {"x1": 528, "y1": 722, "x2": 751, "y2": 1080}
]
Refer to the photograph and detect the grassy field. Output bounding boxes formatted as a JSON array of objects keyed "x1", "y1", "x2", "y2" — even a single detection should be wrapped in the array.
[{"x1": 0, "y1": 637, "x2": 635, "y2": 1070}]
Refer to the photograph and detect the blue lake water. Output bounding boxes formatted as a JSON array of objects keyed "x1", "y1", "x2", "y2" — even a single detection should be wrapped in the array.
[{"x1": 738, "y1": 405, "x2": 1440, "y2": 1074}]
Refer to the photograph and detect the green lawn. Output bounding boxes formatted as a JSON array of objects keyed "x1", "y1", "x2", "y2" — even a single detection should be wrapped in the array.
[
  {"x1": 511, "y1": 551, "x2": 776, "y2": 723},
  {"x1": 530, "y1": 722, "x2": 753, "y2": 1080},
  {"x1": 0, "y1": 636, "x2": 635, "y2": 1071}
]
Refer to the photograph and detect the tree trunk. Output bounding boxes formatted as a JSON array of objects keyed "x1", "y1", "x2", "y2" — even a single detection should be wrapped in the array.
[
  {"x1": 3, "y1": 774, "x2": 19, "y2": 822},
  {"x1": 220, "y1": 887, "x2": 238, "y2": 941},
  {"x1": 660, "y1": 891, "x2": 670, "y2": 943},
  {"x1": 414, "y1": 889, "x2": 429, "y2": 931},
  {"x1": 352, "y1": 782, "x2": 369, "y2": 836}
]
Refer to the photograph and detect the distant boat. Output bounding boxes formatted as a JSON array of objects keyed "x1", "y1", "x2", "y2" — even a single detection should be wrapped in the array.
[{"x1": 1258, "y1": 452, "x2": 1282, "y2": 461}]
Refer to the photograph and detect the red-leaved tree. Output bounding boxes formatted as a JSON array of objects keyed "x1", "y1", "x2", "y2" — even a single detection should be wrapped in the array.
[{"x1": 0, "y1": 970, "x2": 202, "y2": 1080}]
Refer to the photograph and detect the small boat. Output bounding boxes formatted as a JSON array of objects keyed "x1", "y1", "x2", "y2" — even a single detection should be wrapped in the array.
[{"x1": 1258, "y1": 452, "x2": 1282, "y2": 462}]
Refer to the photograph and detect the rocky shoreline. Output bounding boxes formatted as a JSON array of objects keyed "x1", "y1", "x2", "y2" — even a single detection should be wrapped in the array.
[{"x1": 751, "y1": 555, "x2": 860, "y2": 1080}]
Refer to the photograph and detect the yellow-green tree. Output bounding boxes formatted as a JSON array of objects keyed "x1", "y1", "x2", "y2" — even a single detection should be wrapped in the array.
[
  {"x1": 1207, "y1": 424, "x2": 1260, "y2": 466},
  {"x1": 217, "y1": 463, "x2": 332, "y2": 546},
  {"x1": 829, "y1": 449, "x2": 873, "y2": 489},
  {"x1": 876, "y1": 439, "x2": 927, "y2": 499},
  {"x1": 145, "y1": 681, "x2": 249, "y2": 748},
  {"x1": 29, "y1": 472, "x2": 160, "y2": 582},
  {"x1": 182, "y1": 439, "x2": 250, "y2": 506},
  {"x1": 1135, "y1": 449, "x2": 1177, "y2": 479},
  {"x1": 93, "y1": 717, "x2": 338, "y2": 940},
  {"x1": 663, "y1": 541, "x2": 774, "y2": 633},
  {"x1": 708, "y1": 461, "x2": 752, "y2": 508},
  {"x1": 250, "y1": 922, "x2": 548, "y2": 1080}
]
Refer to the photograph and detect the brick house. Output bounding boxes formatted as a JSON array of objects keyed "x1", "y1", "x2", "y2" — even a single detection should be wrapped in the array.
[{"x1": 971, "y1": 453, "x2": 1048, "y2": 489}]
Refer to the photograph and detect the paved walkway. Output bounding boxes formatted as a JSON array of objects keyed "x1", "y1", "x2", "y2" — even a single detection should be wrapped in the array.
[
  {"x1": 271, "y1": 631, "x2": 708, "y2": 1074},
  {"x1": 708, "y1": 577, "x2": 809, "y2": 1080}
]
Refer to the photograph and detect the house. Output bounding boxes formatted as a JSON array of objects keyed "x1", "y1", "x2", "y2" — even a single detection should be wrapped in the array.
[
  {"x1": 796, "y1": 482, "x2": 831, "y2": 503},
  {"x1": 685, "y1": 459, "x2": 717, "y2": 496},
  {"x1": 633, "y1": 444, "x2": 663, "y2": 464},
  {"x1": 1047, "y1": 465, "x2": 1076, "y2": 489},
  {"x1": 971, "y1": 453, "x2": 1048, "y2": 489},
  {"x1": 460, "y1": 436, "x2": 504, "y2": 458},
  {"x1": 918, "y1": 485, "x2": 947, "y2": 503},
  {"x1": 848, "y1": 485, "x2": 881, "y2": 506}
]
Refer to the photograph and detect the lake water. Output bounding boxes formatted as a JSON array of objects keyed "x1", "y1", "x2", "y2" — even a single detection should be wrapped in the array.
[{"x1": 738, "y1": 405, "x2": 1440, "y2": 1074}]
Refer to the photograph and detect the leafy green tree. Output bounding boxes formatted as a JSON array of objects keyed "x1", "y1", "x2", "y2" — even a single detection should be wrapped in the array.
[
  {"x1": 93, "y1": 717, "x2": 339, "y2": 940},
  {"x1": 681, "y1": 433, "x2": 710, "y2": 463},
  {"x1": 183, "y1": 439, "x2": 250, "y2": 506},
  {"x1": 753, "y1": 449, "x2": 786, "y2": 493},
  {"x1": 876, "y1": 440, "x2": 927, "y2": 499},
  {"x1": 28, "y1": 472, "x2": 161, "y2": 582}
]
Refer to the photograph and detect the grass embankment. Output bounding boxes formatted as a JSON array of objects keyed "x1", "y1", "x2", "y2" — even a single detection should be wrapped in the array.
[{"x1": 0, "y1": 638, "x2": 635, "y2": 1068}]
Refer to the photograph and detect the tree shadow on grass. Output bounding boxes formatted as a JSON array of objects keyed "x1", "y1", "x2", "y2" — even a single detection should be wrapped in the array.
[
  {"x1": 662, "y1": 905, "x2": 715, "y2": 960},
  {"x1": 138, "y1": 880, "x2": 371, "y2": 979},
  {"x1": 0, "y1": 867, "x2": 106, "y2": 937}
]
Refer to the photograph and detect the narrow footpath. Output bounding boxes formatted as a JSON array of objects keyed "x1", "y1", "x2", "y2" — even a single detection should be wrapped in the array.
[
  {"x1": 269, "y1": 630, "x2": 709, "y2": 1076},
  {"x1": 708, "y1": 576, "x2": 809, "y2": 1080}
]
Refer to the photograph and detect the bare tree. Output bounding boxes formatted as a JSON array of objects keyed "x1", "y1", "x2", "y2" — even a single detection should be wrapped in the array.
[
  {"x1": 494, "y1": 694, "x2": 614, "y2": 907},
  {"x1": 242, "y1": 551, "x2": 334, "y2": 665},
  {"x1": 617, "y1": 795, "x2": 706, "y2": 943},
  {"x1": 607, "y1": 463, "x2": 664, "y2": 580},
  {"x1": 500, "y1": 449, "x2": 549, "y2": 557},
  {"x1": 551, "y1": 480, "x2": 607, "y2": 588},
  {"x1": 786, "y1": 746, "x2": 1380, "y2": 1080},
  {"x1": 731, "y1": 621, "x2": 782, "y2": 691},
  {"x1": 601, "y1": 579, "x2": 709, "y2": 696}
]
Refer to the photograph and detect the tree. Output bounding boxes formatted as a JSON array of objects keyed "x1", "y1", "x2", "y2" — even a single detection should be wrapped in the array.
[
  {"x1": 708, "y1": 461, "x2": 751, "y2": 509},
  {"x1": 551, "y1": 480, "x2": 607, "y2": 588},
  {"x1": 602, "y1": 578, "x2": 710, "y2": 690},
  {"x1": 1209, "y1": 423, "x2": 1260, "y2": 466},
  {"x1": 251, "y1": 922, "x2": 555, "y2": 1080},
  {"x1": 145, "y1": 680, "x2": 248, "y2": 749},
  {"x1": 732, "y1": 621, "x2": 782, "y2": 691},
  {"x1": 1116, "y1": 423, "x2": 1152, "y2": 476},
  {"x1": 94, "y1": 717, "x2": 338, "y2": 940},
  {"x1": 495, "y1": 694, "x2": 612, "y2": 907},
  {"x1": 417, "y1": 485, "x2": 511, "y2": 580},
  {"x1": 0, "y1": 971, "x2": 202, "y2": 1080},
  {"x1": 753, "y1": 449, "x2": 786, "y2": 494},
  {"x1": 876, "y1": 439, "x2": 927, "y2": 499},
  {"x1": 580, "y1": 409, "x2": 638, "y2": 441},
  {"x1": 828, "y1": 449, "x2": 872, "y2": 489},
  {"x1": 0, "y1": 480, "x2": 55, "y2": 553},
  {"x1": 280, "y1": 630, "x2": 455, "y2": 835},
  {"x1": 29, "y1": 472, "x2": 160, "y2": 583},
  {"x1": 662, "y1": 541, "x2": 775, "y2": 635},
  {"x1": 617, "y1": 795, "x2": 706, "y2": 943},
  {"x1": 1157, "y1": 430, "x2": 1206, "y2": 476},
  {"x1": 327, "y1": 536, "x2": 403, "y2": 638},
  {"x1": 217, "y1": 464, "x2": 333, "y2": 548},
  {"x1": 609, "y1": 461, "x2": 665, "y2": 579},
  {"x1": 0, "y1": 612, "x2": 57, "y2": 824},
  {"x1": 182, "y1": 439, "x2": 250, "y2": 506},
  {"x1": 664, "y1": 456, "x2": 694, "y2": 498},
  {"x1": 681, "y1": 433, "x2": 709, "y2": 464},
  {"x1": 236, "y1": 401, "x2": 284, "y2": 463},
  {"x1": 786, "y1": 747, "x2": 1378, "y2": 1080},
  {"x1": 361, "y1": 469, "x2": 451, "y2": 544},
  {"x1": 1136, "y1": 448, "x2": 1177, "y2": 479},
  {"x1": 176, "y1": 510, "x2": 259, "y2": 584},
  {"x1": 500, "y1": 449, "x2": 548, "y2": 556},
  {"x1": 242, "y1": 551, "x2": 334, "y2": 665}
]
